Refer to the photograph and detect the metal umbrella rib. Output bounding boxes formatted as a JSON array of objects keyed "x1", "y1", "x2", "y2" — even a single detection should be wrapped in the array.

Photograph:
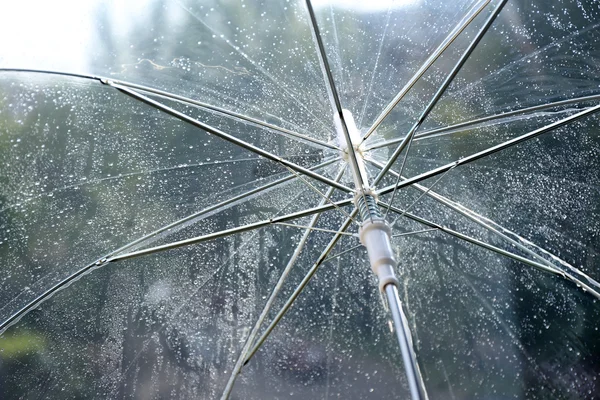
[
  {"x1": 380, "y1": 202, "x2": 600, "y2": 300},
  {"x1": 0, "y1": 68, "x2": 336, "y2": 150},
  {"x1": 376, "y1": 102, "x2": 600, "y2": 197},
  {"x1": 101, "y1": 185, "x2": 310, "y2": 397},
  {"x1": 379, "y1": 0, "x2": 507, "y2": 224},
  {"x1": 368, "y1": 157, "x2": 600, "y2": 293},
  {"x1": 242, "y1": 210, "x2": 358, "y2": 366},
  {"x1": 0, "y1": 158, "x2": 341, "y2": 335},
  {"x1": 108, "y1": 82, "x2": 354, "y2": 194},
  {"x1": 108, "y1": 198, "x2": 354, "y2": 262},
  {"x1": 365, "y1": 93, "x2": 600, "y2": 151},
  {"x1": 304, "y1": 0, "x2": 370, "y2": 208},
  {"x1": 221, "y1": 165, "x2": 347, "y2": 400},
  {"x1": 373, "y1": 0, "x2": 508, "y2": 189},
  {"x1": 361, "y1": 0, "x2": 492, "y2": 143}
]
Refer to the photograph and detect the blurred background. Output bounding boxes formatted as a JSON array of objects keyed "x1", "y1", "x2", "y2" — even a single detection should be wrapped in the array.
[{"x1": 1, "y1": 0, "x2": 599, "y2": 398}]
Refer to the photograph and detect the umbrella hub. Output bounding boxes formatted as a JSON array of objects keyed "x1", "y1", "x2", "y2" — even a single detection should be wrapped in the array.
[
  {"x1": 339, "y1": 144, "x2": 365, "y2": 162},
  {"x1": 334, "y1": 109, "x2": 366, "y2": 163},
  {"x1": 334, "y1": 110, "x2": 370, "y2": 200}
]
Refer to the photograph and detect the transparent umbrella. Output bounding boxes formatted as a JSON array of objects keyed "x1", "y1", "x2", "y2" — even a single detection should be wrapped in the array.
[{"x1": 1, "y1": 0, "x2": 599, "y2": 399}]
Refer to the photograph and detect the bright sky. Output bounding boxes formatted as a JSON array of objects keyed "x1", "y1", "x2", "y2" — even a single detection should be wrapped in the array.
[
  {"x1": 0, "y1": 0, "x2": 418, "y2": 72},
  {"x1": 0, "y1": 1, "x2": 96, "y2": 71},
  {"x1": 313, "y1": 0, "x2": 419, "y2": 12}
]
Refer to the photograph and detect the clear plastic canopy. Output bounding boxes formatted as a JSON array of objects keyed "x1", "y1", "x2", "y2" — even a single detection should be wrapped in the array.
[{"x1": 1, "y1": 0, "x2": 599, "y2": 399}]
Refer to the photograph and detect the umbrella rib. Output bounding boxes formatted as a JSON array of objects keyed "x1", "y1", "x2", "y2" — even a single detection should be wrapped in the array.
[
  {"x1": 108, "y1": 198, "x2": 354, "y2": 262},
  {"x1": 106, "y1": 82, "x2": 354, "y2": 194},
  {"x1": 322, "y1": 244, "x2": 364, "y2": 263},
  {"x1": 365, "y1": 94, "x2": 600, "y2": 151},
  {"x1": 373, "y1": 0, "x2": 508, "y2": 187},
  {"x1": 361, "y1": 0, "x2": 492, "y2": 143},
  {"x1": 388, "y1": 166, "x2": 456, "y2": 224},
  {"x1": 321, "y1": 228, "x2": 437, "y2": 264},
  {"x1": 304, "y1": 0, "x2": 371, "y2": 217},
  {"x1": 381, "y1": 202, "x2": 600, "y2": 301},
  {"x1": 0, "y1": 68, "x2": 337, "y2": 150},
  {"x1": 220, "y1": 165, "x2": 346, "y2": 400},
  {"x1": 367, "y1": 157, "x2": 600, "y2": 292},
  {"x1": 124, "y1": 83, "x2": 338, "y2": 150},
  {"x1": 106, "y1": 156, "x2": 340, "y2": 254},
  {"x1": 428, "y1": 192, "x2": 600, "y2": 290},
  {"x1": 392, "y1": 228, "x2": 439, "y2": 238},
  {"x1": 283, "y1": 166, "x2": 360, "y2": 225},
  {"x1": 275, "y1": 222, "x2": 358, "y2": 237},
  {"x1": 172, "y1": 0, "x2": 333, "y2": 132},
  {"x1": 106, "y1": 182, "x2": 310, "y2": 393},
  {"x1": 242, "y1": 210, "x2": 358, "y2": 366},
  {"x1": 0, "y1": 158, "x2": 340, "y2": 334},
  {"x1": 381, "y1": 133, "x2": 415, "y2": 219},
  {"x1": 376, "y1": 103, "x2": 600, "y2": 197},
  {"x1": 107, "y1": 156, "x2": 338, "y2": 253}
]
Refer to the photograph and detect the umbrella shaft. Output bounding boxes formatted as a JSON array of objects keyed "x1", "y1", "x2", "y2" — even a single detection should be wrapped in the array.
[
  {"x1": 385, "y1": 283, "x2": 427, "y2": 400},
  {"x1": 357, "y1": 195, "x2": 427, "y2": 400}
]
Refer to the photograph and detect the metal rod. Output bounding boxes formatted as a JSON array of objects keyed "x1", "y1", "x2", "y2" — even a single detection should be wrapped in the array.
[
  {"x1": 361, "y1": 0, "x2": 491, "y2": 142},
  {"x1": 392, "y1": 228, "x2": 438, "y2": 238},
  {"x1": 416, "y1": 184, "x2": 574, "y2": 269},
  {"x1": 382, "y1": 132, "x2": 415, "y2": 219},
  {"x1": 0, "y1": 158, "x2": 340, "y2": 334},
  {"x1": 376, "y1": 103, "x2": 600, "y2": 197},
  {"x1": 438, "y1": 195, "x2": 600, "y2": 291},
  {"x1": 370, "y1": 156, "x2": 541, "y2": 254},
  {"x1": 385, "y1": 283, "x2": 428, "y2": 400},
  {"x1": 365, "y1": 95, "x2": 600, "y2": 151},
  {"x1": 368, "y1": 157, "x2": 600, "y2": 293},
  {"x1": 0, "y1": 68, "x2": 337, "y2": 150},
  {"x1": 107, "y1": 82, "x2": 354, "y2": 194},
  {"x1": 389, "y1": 166, "x2": 455, "y2": 225},
  {"x1": 304, "y1": 0, "x2": 371, "y2": 212},
  {"x1": 0, "y1": 67, "x2": 101, "y2": 81},
  {"x1": 275, "y1": 222, "x2": 357, "y2": 237},
  {"x1": 284, "y1": 166, "x2": 360, "y2": 225},
  {"x1": 110, "y1": 186, "x2": 306, "y2": 375},
  {"x1": 220, "y1": 166, "x2": 347, "y2": 400},
  {"x1": 373, "y1": 0, "x2": 507, "y2": 187},
  {"x1": 322, "y1": 244, "x2": 363, "y2": 263},
  {"x1": 132, "y1": 86, "x2": 337, "y2": 150},
  {"x1": 243, "y1": 210, "x2": 358, "y2": 365},
  {"x1": 109, "y1": 198, "x2": 354, "y2": 262},
  {"x1": 113, "y1": 157, "x2": 338, "y2": 254},
  {"x1": 381, "y1": 202, "x2": 600, "y2": 300},
  {"x1": 304, "y1": 0, "x2": 343, "y2": 120}
]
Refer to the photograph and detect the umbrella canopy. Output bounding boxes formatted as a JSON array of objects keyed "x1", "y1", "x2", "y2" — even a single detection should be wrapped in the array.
[{"x1": 1, "y1": 0, "x2": 599, "y2": 399}]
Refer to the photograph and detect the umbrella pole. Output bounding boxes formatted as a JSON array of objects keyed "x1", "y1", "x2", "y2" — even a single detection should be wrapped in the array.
[
  {"x1": 385, "y1": 283, "x2": 427, "y2": 400},
  {"x1": 326, "y1": 108, "x2": 428, "y2": 399},
  {"x1": 357, "y1": 195, "x2": 428, "y2": 400}
]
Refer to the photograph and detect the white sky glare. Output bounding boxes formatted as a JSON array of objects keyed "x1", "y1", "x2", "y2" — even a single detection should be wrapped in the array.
[
  {"x1": 0, "y1": 0, "x2": 418, "y2": 72},
  {"x1": 313, "y1": 0, "x2": 419, "y2": 12},
  {"x1": 0, "y1": 1, "x2": 96, "y2": 71}
]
